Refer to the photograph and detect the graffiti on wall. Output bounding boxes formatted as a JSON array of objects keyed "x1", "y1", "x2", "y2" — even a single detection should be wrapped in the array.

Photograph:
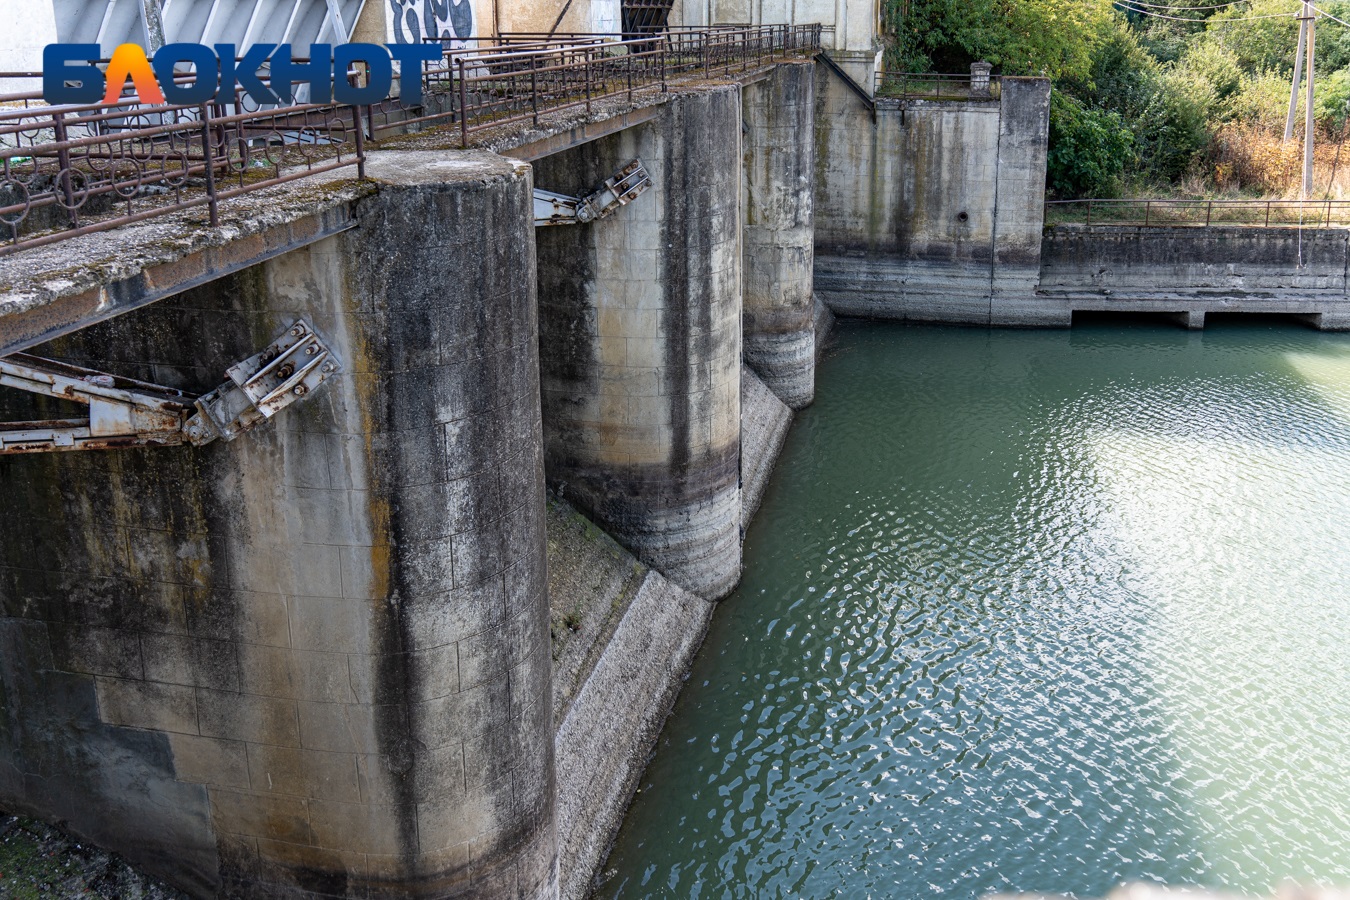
[{"x1": 389, "y1": 0, "x2": 475, "y2": 47}]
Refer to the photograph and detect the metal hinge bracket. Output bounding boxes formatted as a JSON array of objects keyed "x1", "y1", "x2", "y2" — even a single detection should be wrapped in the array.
[
  {"x1": 0, "y1": 319, "x2": 341, "y2": 455},
  {"x1": 534, "y1": 159, "x2": 653, "y2": 227}
]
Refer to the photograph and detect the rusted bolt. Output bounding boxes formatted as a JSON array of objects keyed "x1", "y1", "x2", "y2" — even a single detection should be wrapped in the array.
[
  {"x1": 305, "y1": 343, "x2": 320, "y2": 356},
  {"x1": 277, "y1": 363, "x2": 295, "y2": 379},
  {"x1": 290, "y1": 325, "x2": 304, "y2": 337},
  {"x1": 293, "y1": 384, "x2": 308, "y2": 396},
  {"x1": 323, "y1": 363, "x2": 338, "y2": 373}
]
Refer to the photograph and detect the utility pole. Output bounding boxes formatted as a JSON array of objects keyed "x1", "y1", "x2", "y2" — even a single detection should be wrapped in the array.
[
  {"x1": 1305, "y1": 5, "x2": 1317, "y2": 197},
  {"x1": 1286, "y1": 2, "x2": 1319, "y2": 197},
  {"x1": 1285, "y1": 1, "x2": 1309, "y2": 142}
]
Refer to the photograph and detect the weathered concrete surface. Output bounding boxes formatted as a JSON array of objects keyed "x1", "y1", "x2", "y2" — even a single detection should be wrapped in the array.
[
  {"x1": 552, "y1": 569, "x2": 712, "y2": 900},
  {"x1": 534, "y1": 87, "x2": 744, "y2": 601},
  {"x1": 0, "y1": 149, "x2": 558, "y2": 898},
  {"x1": 814, "y1": 293, "x2": 837, "y2": 359},
  {"x1": 743, "y1": 62, "x2": 818, "y2": 409},
  {"x1": 814, "y1": 70, "x2": 1052, "y2": 324},
  {"x1": 0, "y1": 179, "x2": 366, "y2": 358},
  {"x1": 545, "y1": 496, "x2": 646, "y2": 728},
  {"x1": 1039, "y1": 225, "x2": 1350, "y2": 329},
  {"x1": 542, "y1": 494, "x2": 714, "y2": 900},
  {"x1": 989, "y1": 78, "x2": 1055, "y2": 326},
  {"x1": 740, "y1": 365, "x2": 793, "y2": 527}
]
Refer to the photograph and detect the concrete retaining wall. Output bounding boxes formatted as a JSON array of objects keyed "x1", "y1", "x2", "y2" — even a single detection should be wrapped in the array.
[
  {"x1": 813, "y1": 69, "x2": 1052, "y2": 325},
  {"x1": 1039, "y1": 225, "x2": 1350, "y2": 329}
]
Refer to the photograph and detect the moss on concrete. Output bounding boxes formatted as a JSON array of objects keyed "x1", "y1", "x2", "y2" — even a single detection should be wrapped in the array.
[{"x1": 0, "y1": 814, "x2": 185, "y2": 899}]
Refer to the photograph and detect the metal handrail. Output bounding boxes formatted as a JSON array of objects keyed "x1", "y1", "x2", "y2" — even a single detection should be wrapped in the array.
[
  {"x1": 875, "y1": 71, "x2": 1001, "y2": 100},
  {"x1": 1045, "y1": 198, "x2": 1350, "y2": 228},
  {"x1": 0, "y1": 24, "x2": 822, "y2": 257}
]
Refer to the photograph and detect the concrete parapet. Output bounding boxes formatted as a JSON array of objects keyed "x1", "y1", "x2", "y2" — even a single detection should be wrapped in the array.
[
  {"x1": 535, "y1": 87, "x2": 744, "y2": 600},
  {"x1": 0, "y1": 150, "x2": 557, "y2": 898},
  {"x1": 742, "y1": 62, "x2": 818, "y2": 409}
]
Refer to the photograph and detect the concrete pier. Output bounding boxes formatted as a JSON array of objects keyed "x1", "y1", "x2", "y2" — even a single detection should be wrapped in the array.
[
  {"x1": 534, "y1": 88, "x2": 744, "y2": 601},
  {"x1": 0, "y1": 151, "x2": 557, "y2": 898},
  {"x1": 742, "y1": 62, "x2": 818, "y2": 409}
]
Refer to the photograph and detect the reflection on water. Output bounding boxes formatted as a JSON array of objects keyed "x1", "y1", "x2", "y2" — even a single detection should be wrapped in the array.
[{"x1": 598, "y1": 318, "x2": 1350, "y2": 900}]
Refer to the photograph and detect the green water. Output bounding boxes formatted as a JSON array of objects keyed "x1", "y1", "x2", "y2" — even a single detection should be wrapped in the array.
[{"x1": 599, "y1": 317, "x2": 1350, "y2": 900}]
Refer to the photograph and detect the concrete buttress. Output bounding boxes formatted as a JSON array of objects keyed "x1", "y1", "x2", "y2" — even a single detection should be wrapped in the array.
[
  {"x1": 0, "y1": 149, "x2": 559, "y2": 899},
  {"x1": 742, "y1": 62, "x2": 818, "y2": 409},
  {"x1": 534, "y1": 88, "x2": 744, "y2": 601}
]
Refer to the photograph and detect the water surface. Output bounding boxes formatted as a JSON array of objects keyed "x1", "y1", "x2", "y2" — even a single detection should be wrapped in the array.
[{"x1": 599, "y1": 317, "x2": 1350, "y2": 899}]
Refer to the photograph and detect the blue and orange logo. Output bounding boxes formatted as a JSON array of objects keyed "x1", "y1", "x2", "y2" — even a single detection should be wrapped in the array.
[{"x1": 43, "y1": 42, "x2": 442, "y2": 107}]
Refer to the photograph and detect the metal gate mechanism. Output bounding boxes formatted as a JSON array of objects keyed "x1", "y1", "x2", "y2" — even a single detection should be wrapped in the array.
[
  {"x1": 0, "y1": 320, "x2": 340, "y2": 455},
  {"x1": 534, "y1": 159, "x2": 653, "y2": 227}
]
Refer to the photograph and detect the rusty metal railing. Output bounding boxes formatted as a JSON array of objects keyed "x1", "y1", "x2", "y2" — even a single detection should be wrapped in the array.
[
  {"x1": 1045, "y1": 198, "x2": 1350, "y2": 228},
  {"x1": 0, "y1": 73, "x2": 366, "y2": 257},
  {"x1": 373, "y1": 24, "x2": 822, "y2": 144},
  {"x1": 0, "y1": 25, "x2": 821, "y2": 258},
  {"x1": 875, "y1": 72, "x2": 1001, "y2": 101}
]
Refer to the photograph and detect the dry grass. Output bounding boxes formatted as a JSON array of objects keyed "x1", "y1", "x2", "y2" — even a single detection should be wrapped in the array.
[{"x1": 1210, "y1": 121, "x2": 1350, "y2": 199}]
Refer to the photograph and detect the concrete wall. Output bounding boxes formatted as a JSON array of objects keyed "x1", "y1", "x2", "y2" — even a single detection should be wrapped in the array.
[
  {"x1": 670, "y1": 0, "x2": 881, "y2": 54},
  {"x1": 544, "y1": 499, "x2": 713, "y2": 900},
  {"x1": 0, "y1": 151, "x2": 558, "y2": 898},
  {"x1": 742, "y1": 62, "x2": 817, "y2": 408},
  {"x1": 533, "y1": 87, "x2": 744, "y2": 601},
  {"x1": 814, "y1": 71, "x2": 1052, "y2": 325},
  {"x1": 1039, "y1": 225, "x2": 1350, "y2": 329}
]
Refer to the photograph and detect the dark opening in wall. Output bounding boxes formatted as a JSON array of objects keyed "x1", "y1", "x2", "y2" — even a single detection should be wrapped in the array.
[
  {"x1": 1203, "y1": 312, "x2": 1318, "y2": 330},
  {"x1": 1070, "y1": 310, "x2": 1191, "y2": 328},
  {"x1": 622, "y1": 0, "x2": 674, "y2": 36}
]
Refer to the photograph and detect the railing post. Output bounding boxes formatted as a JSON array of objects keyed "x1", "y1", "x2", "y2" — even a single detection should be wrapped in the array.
[
  {"x1": 199, "y1": 103, "x2": 219, "y2": 227},
  {"x1": 661, "y1": 43, "x2": 668, "y2": 93},
  {"x1": 1265, "y1": 201, "x2": 1272, "y2": 227},
  {"x1": 627, "y1": 47, "x2": 633, "y2": 102},
  {"x1": 353, "y1": 105, "x2": 366, "y2": 179},
  {"x1": 1206, "y1": 200, "x2": 1212, "y2": 227},
  {"x1": 532, "y1": 55, "x2": 540, "y2": 124},
  {"x1": 1144, "y1": 200, "x2": 1151, "y2": 227},
  {"x1": 51, "y1": 113, "x2": 78, "y2": 227},
  {"x1": 585, "y1": 48, "x2": 592, "y2": 115},
  {"x1": 1327, "y1": 199, "x2": 1333, "y2": 227},
  {"x1": 1086, "y1": 200, "x2": 1092, "y2": 227},
  {"x1": 459, "y1": 58, "x2": 469, "y2": 147}
]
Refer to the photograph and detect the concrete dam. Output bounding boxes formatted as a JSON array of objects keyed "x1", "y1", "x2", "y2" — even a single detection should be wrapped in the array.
[{"x1": 1, "y1": 5, "x2": 1348, "y2": 899}]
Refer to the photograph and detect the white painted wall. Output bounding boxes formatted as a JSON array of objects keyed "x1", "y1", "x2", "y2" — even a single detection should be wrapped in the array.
[
  {"x1": 668, "y1": 0, "x2": 879, "y2": 53},
  {"x1": 0, "y1": 0, "x2": 59, "y2": 92},
  {"x1": 590, "y1": 0, "x2": 621, "y2": 34}
]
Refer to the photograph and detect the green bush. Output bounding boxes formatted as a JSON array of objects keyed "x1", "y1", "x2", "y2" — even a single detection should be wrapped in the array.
[{"x1": 1047, "y1": 91, "x2": 1134, "y2": 197}]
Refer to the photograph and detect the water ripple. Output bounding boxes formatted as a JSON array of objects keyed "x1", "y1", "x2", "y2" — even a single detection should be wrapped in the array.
[{"x1": 601, "y1": 320, "x2": 1350, "y2": 900}]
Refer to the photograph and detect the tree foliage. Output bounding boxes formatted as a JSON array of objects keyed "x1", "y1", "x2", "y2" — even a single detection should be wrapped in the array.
[{"x1": 884, "y1": 0, "x2": 1350, "y2": 197}]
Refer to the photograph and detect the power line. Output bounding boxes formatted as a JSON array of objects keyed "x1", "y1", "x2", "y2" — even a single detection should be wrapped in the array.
[
  {"x1": 1308, "y1": 3, "x2": 1350, "y2": 27},
  {"x1": 1116, "y1": 2, "x2": 1297, "y2": 21},
  {"x1": 1119, "y1": 0, "x2": 1250, "y2": 10}
]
